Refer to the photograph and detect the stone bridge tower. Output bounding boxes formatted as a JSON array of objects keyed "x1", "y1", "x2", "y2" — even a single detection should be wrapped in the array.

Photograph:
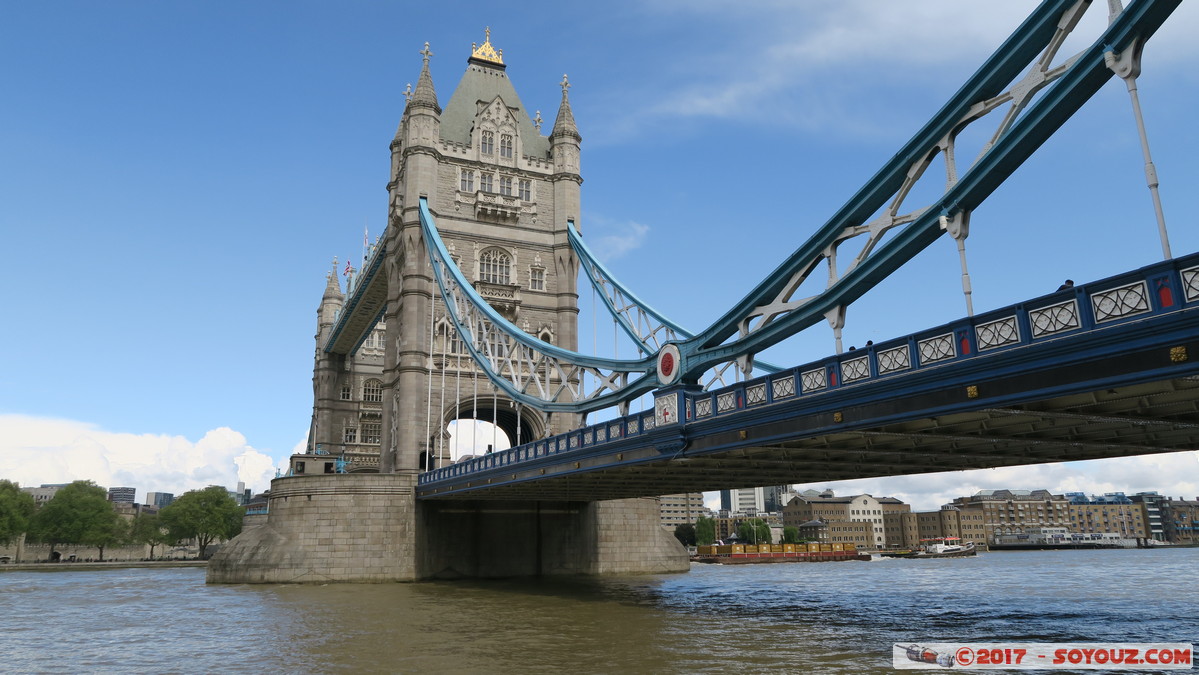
[
  {"x1": 382, "y1": 34, "x2": 582, "y2": 475},
  {"x1": 301, "y1": 34, "x2": 583, "y2": 475},
  {"x1": 209, "y1": 34, "x2": 687, "y2": 583}
]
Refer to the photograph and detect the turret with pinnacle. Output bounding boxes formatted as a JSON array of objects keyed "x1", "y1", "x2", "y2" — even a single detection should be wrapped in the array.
[{"x1": 313, "y1": 30, "x2": 587, "y2": 473}]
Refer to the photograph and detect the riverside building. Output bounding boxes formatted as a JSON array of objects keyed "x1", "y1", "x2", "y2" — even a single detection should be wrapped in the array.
[
  {"x1": 658, "y1": 493, "x2": 706, "y2": 529},
  {"x1": 1162, "y1": 498, "x2": 1199, "y2": 544},
  {"x1": 782, "y1": 490, "x2": 904, "y2": 548},
  {"x1": 949, "y1": 489, "x2": 1071, "y2": 543},
  {"x1": 1064, "y1": 492, "x2": 1149, "y2": 540}
]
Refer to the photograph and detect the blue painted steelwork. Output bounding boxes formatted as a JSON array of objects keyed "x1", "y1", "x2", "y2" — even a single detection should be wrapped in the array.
[
  {"x1": 421, "y1": 198, "x2": 662, "y2": 412},
  {"x1": 334, "y1": 1, "x2": 1184, "y2": 418},
  {"x1": 417, "y1": 251, "x2": 1199, "y2": 496},
  {"x1": 323, "y1": 238, "x2": 387, "y2": 355},
  {"x1": 672, "y1": 0, "x2": 1183, "y2": 380},
  {"x1": 568, "y1": 223, "x2": 781, "y2": 374},
  {"x1": 568, "y1": 222, "x2": 689, "y2": 352},
  {"x1": 424, "y1": 0, "x2": 1181, "y2": 415}
]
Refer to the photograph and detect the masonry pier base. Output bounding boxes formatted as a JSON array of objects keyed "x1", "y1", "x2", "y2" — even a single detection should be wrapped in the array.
[{"x1": 207, "y1": 474, "x2": 688, "y2": 583}]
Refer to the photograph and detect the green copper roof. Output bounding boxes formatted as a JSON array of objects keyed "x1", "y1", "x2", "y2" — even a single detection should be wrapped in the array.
[{"x1": 440, "y1": 60, "x2": 550, "y2": 159}]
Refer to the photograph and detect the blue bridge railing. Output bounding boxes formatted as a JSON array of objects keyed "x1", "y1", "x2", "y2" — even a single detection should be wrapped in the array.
[{"x1": 419, "y1": 251, "x2": 1199, "y2": 488}]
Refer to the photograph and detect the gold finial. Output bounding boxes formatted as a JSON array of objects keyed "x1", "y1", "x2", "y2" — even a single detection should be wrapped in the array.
[{"x1": 470, "y1": 27, "x2": 504, "y2": 64}]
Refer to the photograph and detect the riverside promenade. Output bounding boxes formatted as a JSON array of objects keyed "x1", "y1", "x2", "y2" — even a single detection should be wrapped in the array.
[{"x1": 0, "y1": 560, "x2": 207, "y2": 573}]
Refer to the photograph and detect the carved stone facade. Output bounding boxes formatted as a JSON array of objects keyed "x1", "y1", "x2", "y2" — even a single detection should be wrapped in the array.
[
  {"x1": 212, "y1": 36, "x2": 688, "y2": 583},
  {"x1": 304, "y1": 278, "x2": 388, "y2": 472},
  {"x1": 303, "y1": 35, "x2": 582, "y2": 475}
]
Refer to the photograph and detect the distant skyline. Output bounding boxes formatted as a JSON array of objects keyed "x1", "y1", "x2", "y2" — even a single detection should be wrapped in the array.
[
  {"x1": 2, "y1": 2, "x2": 1197, "y2": 508},
  {"x1": 13, "y1": 472, "x2": 1193, "y2": 515}
]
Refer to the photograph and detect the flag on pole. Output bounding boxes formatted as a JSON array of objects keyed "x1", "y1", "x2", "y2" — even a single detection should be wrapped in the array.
[{"x1": 344, "y1": 260, "x2": 351, "y2": 276}]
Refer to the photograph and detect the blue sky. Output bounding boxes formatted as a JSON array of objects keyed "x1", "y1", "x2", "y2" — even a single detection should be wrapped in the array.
[{"x1": 1, "y1": 1, "x2": 1196, "y2": 509}]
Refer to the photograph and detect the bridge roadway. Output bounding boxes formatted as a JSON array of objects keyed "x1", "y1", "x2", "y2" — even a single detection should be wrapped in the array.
[{"x1": 418, "y1": 252, "x2": 1199, "y2": 501}]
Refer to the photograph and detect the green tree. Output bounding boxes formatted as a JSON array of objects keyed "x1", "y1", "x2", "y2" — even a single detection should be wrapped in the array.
[
  {"x1": 673, "y1": 523, "x2": 696, "y2": 547},
  {"x1": 782, "y1": 526, "x2": 800, "y2": 544},
  {"x1": 129, "y1": 512, "x2": 169, "y2": 559},
  {"x1": 93, "y1": 516, "x2": 128, "y2": 562},
  {"x1": 28, "y1": 480, "x2": 120, "y2": 561},
  {"x1": 159, "y1": 486, "x2": 243, "y2": 558},
  {"x1": 0, "y1": 480, "x2": 37, "y2": 547},
  {"x1": 695, "y1": 516, "x2": 716, "y2": 546},
  {"x1": 737, "y1": 518, "x2": 772, "y2": 545}
]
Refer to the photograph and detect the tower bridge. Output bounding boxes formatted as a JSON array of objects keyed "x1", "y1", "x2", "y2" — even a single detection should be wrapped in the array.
[{"x1": 209, "y1": 0, "x2": 1194, "y2": 583}]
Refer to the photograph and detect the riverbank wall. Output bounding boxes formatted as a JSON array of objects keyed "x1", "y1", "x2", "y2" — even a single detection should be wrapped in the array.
[{"x1": 0, "y1": 560, "x2": 207, "y2": 573}]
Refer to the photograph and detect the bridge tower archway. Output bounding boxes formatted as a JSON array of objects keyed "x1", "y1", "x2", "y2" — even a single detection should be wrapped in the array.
[{"x1": 435, "y1": 395, "x2": 547, "y2": 463}]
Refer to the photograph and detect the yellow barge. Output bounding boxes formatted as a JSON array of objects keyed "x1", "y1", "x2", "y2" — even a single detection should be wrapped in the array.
[{"x1": 691, "y1": 543, "x2": 871, "y2": 564}]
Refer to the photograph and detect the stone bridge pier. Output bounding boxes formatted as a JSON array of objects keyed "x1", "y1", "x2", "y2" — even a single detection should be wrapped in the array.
[{"x1": 207, "y1": 474, "x2": 688, "y2": 583}]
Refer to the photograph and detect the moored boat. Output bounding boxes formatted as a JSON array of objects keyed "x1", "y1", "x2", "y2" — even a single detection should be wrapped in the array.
[
  {"x1": 691, "y1": 542, "x2": 871, "y2": 564},
  {"x1": 879, "y1": 538, "x2": 977, "y2": 559}
]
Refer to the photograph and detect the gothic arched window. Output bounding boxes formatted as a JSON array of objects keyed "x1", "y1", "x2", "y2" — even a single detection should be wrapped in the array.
[
  {"x1": 480, "y1": 248, "x2": 511, "y2": 285},
  {"x1": 363, "y1": 379, "x2": 382, "y2": 403},
  {"x1": 499, "y1": 134, "x2": 513, "y2": 158},
  {"x1": 481, "y1": 130, "x2": 494, "y2": 155}
]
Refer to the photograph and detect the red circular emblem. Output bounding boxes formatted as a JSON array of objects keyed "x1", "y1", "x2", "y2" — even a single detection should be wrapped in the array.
[{"x1": 660, "y1": 352, "x2": 675, "y2": 377}]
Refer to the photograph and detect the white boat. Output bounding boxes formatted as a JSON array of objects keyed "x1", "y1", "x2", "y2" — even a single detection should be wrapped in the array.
[{"x1": 880, "y1": 537, "x2": 977, "y2": 559}]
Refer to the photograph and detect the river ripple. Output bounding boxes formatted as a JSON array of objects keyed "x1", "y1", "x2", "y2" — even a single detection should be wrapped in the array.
[{"x1": 2, "y1": 548, "x2": 1195, "y2": 673}]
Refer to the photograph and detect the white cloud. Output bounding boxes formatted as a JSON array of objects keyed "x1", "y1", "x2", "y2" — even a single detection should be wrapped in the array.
[
  {"x1": 0, "y1": 414, "x2": 278, "y2": 498},
  {"x1": 703, "y1": 451, "x2": 1199, "y2": 512},
  {"x1": 445, "y1": 420, "x2": 511, "y2": 462},
  {"x1": 615, "y1": 1, "x2": 1199, "y2": 138},
  {"x1": 580, "y1": 216, "x2": 650, "y2": 261},
  {"x1": 795, "y1": 451, "x2": 1199, "y2": 511}
]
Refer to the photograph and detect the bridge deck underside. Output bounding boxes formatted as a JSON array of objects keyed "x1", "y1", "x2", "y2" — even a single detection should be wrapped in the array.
[
  {"x1": 421, "y1": 376, "x2": 1199, "y2": 501},
  {"x1": 326, "y1": 254, "x2": 388, "y2": 356}
]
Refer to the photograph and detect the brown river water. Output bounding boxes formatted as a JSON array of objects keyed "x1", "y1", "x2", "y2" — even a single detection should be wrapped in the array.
[{"x1": 2, "y1": 548, "x2": 1195, "y2": 673}]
